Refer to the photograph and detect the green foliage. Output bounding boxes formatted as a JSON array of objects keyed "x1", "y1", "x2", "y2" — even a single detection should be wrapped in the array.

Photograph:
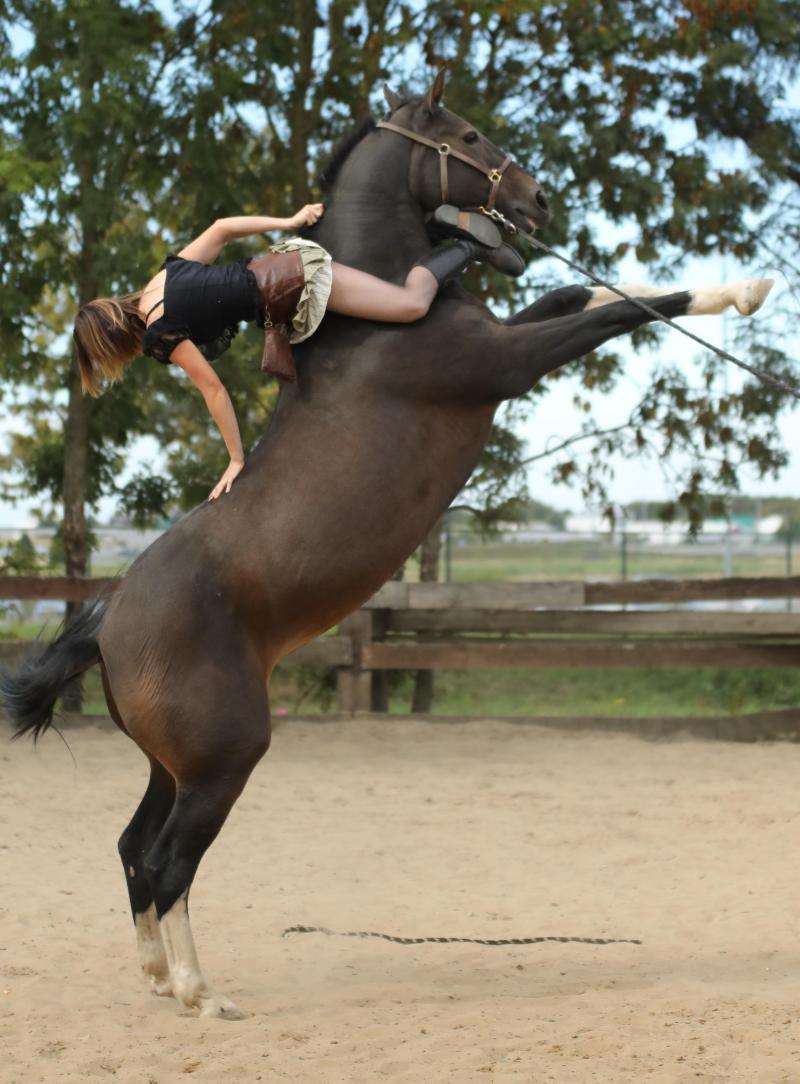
[
  {"x1": 117, "y1": 472, "x2": 176, "y2": 529},
  {"x1": 419, "y1": 0, "x2": 800, "y2": 525},
  {"x1": 1, "y1": 0, "x2": 799, "y2": 542},
  {"x1": 0, "y1": 530, "x2": 49, "y2": 618},
  {"x1": 0, "y1": 532, "x2": 39, "y2": 575}
]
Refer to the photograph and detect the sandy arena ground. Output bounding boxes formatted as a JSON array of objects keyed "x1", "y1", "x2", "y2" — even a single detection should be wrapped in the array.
[{"x1": 3, "y1": 716, "x2": 800, "y2": 1083}]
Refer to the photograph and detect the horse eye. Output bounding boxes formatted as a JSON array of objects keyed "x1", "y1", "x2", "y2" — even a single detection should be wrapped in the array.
[{"x1": 463, "y1": 131, "x2": 479, "y2": 144}]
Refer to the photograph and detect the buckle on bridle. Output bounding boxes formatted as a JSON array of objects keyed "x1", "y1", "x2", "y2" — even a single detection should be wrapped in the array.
[
  {"x1": 487, "y1": 168, "x2": 502, "y2": 182},
  {"x1": 478, "y1": 205, "x2": 518, "y2": 236},
  {"x1": 438, "y1": 143, "x2": 450, "y2": 155}
]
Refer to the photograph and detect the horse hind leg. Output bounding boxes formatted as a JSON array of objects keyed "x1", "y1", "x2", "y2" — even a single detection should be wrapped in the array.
[
  {"x1": 145, "y1": 772, "x2": 266, "y2": 1019},
  {"x1": 140, "y1": 677, "x2": 271, "y2": 1020},
  {"x1": 118, "y1": 758, "x2": 176, "y2": 997},
  {"x1": 101, "y1": 661, "x2": 176, "y2": 996}
]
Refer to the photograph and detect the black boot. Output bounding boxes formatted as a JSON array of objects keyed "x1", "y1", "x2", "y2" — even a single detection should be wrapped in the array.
[
  {"x1": 414, "y1": 238, "x2": 520, "y2": 285},
  {"x1": 428, "y1": 204, "x2": 503, "y2": 247},
  {"x1": 426, "y1": 204, "x2": 526, "y2": 278}
]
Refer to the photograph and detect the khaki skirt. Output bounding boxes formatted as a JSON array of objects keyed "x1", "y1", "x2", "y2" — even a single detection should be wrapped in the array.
[{"x1": 267, "y1": 237, "x2": 333, "y2": 344}]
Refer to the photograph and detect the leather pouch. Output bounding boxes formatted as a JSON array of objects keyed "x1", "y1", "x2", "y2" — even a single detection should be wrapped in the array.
[
  {"x1": 260, "y1": 323, "x2": 297, "y2": 383},
  {"x1": 247, "y1": 250, "x2": 305, "y2": 384}
]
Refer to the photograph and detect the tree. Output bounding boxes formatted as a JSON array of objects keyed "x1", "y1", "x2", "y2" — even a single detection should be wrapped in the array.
[
  {"x1": 3, "y1": 2, "x2": 799, "y2": 573},
  {"x1": 3, "y1": 4, "x2": 170, "y2": 572},
  {"x1": 0, "y1": 2, "x2": 207, "y2": 705},
  {"x1": 409, "y1": 1, "x2": 800, "y2": 530}
]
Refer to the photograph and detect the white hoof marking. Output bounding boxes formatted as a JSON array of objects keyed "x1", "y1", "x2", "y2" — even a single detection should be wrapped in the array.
[
  {"x1": 689, "y1": 278, "x2": 774, "y2": 317},
  {"x1": 733, "y1": 277, "x2": 774, "y2": 316},
  {"x1": 158, "y1": 893, "x2": 243, "y2": 1017},
  {"x1": 150, "y1": 975, "x2": 174, "y2": 997},
  {"x1": 199, "y1": 996, "x2": 246, "y2": 1020},
  {"x1": 135, "y1": 905, "x2": 171, "y2": 996},
  {"x1": 584, "y1": 283, "x2": 650, "y2": 310}
]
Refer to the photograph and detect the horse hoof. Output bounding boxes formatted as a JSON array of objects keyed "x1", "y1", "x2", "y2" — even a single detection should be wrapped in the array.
[
  {"x1": 199, "y1": 996, "x2": 246, "y2": 1021},
  {"x1": 734, "y1": 277, "x2": 774, "y2": 315},
  {"x1": 149, "y1": 976, "x2": 174, "y2": 997}
]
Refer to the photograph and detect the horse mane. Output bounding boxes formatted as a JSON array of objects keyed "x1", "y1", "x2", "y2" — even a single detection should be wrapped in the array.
[
  {"x1": 315, "y1": 92, "x2": 421, "y2": 194},
  {"x1": 317, "y1": 116, "x2": 378, "y2": 193}
]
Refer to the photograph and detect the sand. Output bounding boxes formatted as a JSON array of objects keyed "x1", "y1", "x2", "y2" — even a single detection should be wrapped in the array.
[{"x1": 2, "y1": 716, "x2": 800, "y2": 1083}]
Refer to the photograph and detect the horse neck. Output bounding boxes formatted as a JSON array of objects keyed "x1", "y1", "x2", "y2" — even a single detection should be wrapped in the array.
[{"x1": 311, "y1": 133, "x2": 431, "y2": 279}]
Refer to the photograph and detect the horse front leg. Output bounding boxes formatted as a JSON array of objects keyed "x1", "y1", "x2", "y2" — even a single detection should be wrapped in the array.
[
  {"x1": 491, "y1": 278, "x2": 773, "y2": 401},
  {"x1": 504, "y1": 277, "x2": 773, "y2": 326}
]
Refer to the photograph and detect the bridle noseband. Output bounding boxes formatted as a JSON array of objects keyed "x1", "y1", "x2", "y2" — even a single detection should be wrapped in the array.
[{"x1": 375, "y1": 119, "x2": 517, "y2": 231}]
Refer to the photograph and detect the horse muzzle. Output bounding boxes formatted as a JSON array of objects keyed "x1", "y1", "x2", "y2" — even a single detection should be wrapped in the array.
[{"x1": 511, "y1": 185, "x2": 550, "y2": 234}]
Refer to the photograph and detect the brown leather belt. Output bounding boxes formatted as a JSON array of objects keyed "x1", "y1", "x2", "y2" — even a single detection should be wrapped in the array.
[{"x1": 246, "y1": 250, "x2": 305, "y2": 382}]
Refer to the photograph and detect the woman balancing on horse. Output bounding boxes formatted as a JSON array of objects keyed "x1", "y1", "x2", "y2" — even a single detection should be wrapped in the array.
[
  {"x1": 6, "y1": 71, "x2": 780, "y2": 1023},
  {"x1": 72, "y1": 201, "x2": 522, "y2": 500}
]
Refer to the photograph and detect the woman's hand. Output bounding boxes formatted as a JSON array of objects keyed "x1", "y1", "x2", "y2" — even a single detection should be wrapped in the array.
[
  {"x1": 288, "y1": 203, "x2": 324, "y2": 229},
  {"x1": 208, "y1": 458, "x2": 245, "y2": 502}
]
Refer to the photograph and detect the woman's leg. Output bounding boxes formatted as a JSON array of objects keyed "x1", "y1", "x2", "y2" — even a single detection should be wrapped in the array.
[{"x1": 326, "y1": 261, "x2": 440, "y2": 323}]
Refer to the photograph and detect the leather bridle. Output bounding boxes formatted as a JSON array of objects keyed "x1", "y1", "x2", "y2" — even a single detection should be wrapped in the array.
[{"x1": 375, "y1": 119, "x2": 516, "y2": 224}]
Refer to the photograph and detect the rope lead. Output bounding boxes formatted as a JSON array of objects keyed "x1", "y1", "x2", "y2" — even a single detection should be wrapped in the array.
[{"x1": 282, "y1": 925, "x2": 641, "y2": 947}]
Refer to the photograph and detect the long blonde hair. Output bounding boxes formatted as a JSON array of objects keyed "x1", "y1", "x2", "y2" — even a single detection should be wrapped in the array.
[{"x1": 72, "y1": 292, "x2": 145, "y2": 397}]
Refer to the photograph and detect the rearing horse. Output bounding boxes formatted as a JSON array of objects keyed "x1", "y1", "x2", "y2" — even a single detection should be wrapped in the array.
[{"x1": 2, "y1": 69, "x2": 773, "y2": 1018}]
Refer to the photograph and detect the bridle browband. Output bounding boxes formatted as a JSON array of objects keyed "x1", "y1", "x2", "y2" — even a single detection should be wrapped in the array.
[{"x1": 375, "y1": 119, "x2": 515, "y2": 222}]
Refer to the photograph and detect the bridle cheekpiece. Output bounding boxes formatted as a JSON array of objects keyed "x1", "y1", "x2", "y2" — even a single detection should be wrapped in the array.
[{"x1": 375, "y1": 119, "x2": 518, "y2": 234}]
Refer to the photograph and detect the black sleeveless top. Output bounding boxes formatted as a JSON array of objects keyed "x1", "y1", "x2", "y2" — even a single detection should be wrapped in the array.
[{"x1": 141, "y1": 254, "x2": 262, "y2": 364}]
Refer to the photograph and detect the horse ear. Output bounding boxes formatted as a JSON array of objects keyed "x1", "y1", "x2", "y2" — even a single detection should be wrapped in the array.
[
  {"x1": 383, "y1": 83, "x2": 404, "y2": 113},
  {"x1": 424, "y1": 66, "x2": 447, "y2": 115}
]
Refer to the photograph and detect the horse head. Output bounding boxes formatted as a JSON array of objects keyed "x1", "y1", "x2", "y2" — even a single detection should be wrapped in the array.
[{"x1": 380, "y1": 67, "x2": 549, "y2": 238}]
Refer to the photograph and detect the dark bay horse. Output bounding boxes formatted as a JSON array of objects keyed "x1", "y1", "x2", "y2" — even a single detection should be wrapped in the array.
[{"x1": 1, "y1": 69, "x2": 773, "y2": 1018}]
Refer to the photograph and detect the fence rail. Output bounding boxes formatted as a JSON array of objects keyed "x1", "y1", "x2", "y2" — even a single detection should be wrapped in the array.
[{"x1": 3, "y1": 574, "x2": 800, "y2": 724}]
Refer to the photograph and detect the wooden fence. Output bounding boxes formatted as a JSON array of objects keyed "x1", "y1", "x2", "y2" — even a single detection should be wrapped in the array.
[{"x1": 3, "y1": 574, "x2": 800, "y2": 732}]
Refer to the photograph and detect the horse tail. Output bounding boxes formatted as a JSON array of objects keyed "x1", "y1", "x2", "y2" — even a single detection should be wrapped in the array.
[{"x1": 0, "y1": 595, "x2": 108, "y2": 742}]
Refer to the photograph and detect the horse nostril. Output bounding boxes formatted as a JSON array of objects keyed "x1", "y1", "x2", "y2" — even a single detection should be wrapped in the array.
[{"x1": 535, "y1": 189, "x2": 549, "y2": 211}]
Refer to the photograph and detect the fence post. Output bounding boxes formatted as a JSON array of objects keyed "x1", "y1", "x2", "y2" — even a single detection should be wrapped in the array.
[
  {"x1": 787, "y1": 522, "x2": 793, "y2": 613},
  {"x1": 723, "y1": 516, "x2": 733, "y2": 577},
  {"x1": 336, "y1": 610, "x2": 374, "y2": 714},
  {"x1": 369, "y1": 608, "x2": 391, "y2": 712}
]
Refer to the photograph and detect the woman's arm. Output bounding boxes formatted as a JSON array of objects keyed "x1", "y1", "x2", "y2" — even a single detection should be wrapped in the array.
[
  {"x1": 177, "y1": 205, "x2": 324, "y2": 264},
  {"x1": 168, "y1": 339, "x2": 245, "y2": 500}
]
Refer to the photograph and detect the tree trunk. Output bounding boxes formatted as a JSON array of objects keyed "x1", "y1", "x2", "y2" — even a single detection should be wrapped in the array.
[
  {"x1": 63, "y1": 24, "x2": 101, "y2": 713},
  {"x1": 60, "y1": 351, "x2": 91, "y2": 711},
  {"x1": 411, "y1": 518, "x2": 443, "y2": 714},
  {"x1": 287, "y1": 0, "x2": 317, "y2": 205},
  {"x1": 370, "y1": 562, "x2": 404, "y2": 712}
]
